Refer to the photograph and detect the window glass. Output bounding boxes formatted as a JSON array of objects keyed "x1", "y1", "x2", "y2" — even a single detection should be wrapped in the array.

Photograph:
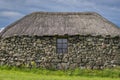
[
  {"x1": 57, "y1": 44, "x2": 63, "y2": 48},
  {"x1": 57, "y1": 49, "x2": 62, "y2": 53},
  {"x1": 57, "y1": 38, "x2": 68, "y2": 53},
  {"x1": 57, "y1": 39, "x2": 63, "y2": 43},
  {"x1": 63, "y1": 49, "x2": 67, "y2": 53},
  {"x1": 63, "y1": 39, "x2": 67, "y2": 43},
  {"x1": 62, "y1": 44, "x2": 67, "y2": 48}
]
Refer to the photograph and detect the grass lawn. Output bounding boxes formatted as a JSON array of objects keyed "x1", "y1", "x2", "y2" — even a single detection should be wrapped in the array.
[{"x1": 0, "y1": 69, "x2": 119, "y2": 80}]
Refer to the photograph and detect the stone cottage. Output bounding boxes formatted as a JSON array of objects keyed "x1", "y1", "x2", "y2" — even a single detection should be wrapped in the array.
[{"x1": 0, "y1": 12, "x2": 120, "y2": 70}]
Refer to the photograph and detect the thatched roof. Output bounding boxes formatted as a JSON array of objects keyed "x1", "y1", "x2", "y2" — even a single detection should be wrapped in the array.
[{"x1": 0, "y1": 12, "x2": 120, "y2": 37}]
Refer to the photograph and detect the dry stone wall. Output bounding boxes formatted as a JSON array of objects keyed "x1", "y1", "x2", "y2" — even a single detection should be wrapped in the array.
[{"x1": 0, "y1": 35, "x2": 120, "y2": 70}]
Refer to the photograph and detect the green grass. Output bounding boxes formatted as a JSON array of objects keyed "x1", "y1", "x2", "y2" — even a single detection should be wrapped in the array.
[
  {"x1": 0, "y1": 66, "x2": 120, "y2": 80},
  {"x1": 0, "y1": 69, "x2": 120, "y2": 80}
]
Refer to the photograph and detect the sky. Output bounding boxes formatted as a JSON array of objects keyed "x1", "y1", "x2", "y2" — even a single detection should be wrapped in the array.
[{"x1": 0, "y1": 0, "x2": 120, "y2": 30}]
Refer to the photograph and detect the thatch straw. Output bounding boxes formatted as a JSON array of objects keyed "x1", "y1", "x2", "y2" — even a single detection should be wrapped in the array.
[{"x1": 0, "y1": 12, "x2": 120, "y2": 37}]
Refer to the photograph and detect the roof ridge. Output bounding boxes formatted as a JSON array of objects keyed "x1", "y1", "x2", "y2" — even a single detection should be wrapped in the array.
[{"x1": 30, "y1": 11, "x2": 99, "y2": 15}]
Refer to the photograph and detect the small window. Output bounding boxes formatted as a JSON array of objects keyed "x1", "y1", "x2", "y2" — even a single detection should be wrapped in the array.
[{"x1": 57, "y1": 38, "x2": 68, "y2": 53}]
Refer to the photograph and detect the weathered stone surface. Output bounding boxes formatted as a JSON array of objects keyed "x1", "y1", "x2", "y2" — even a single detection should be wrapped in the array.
[{"x1": 0, "y1": 35, "x2": 120, "y2": 70}]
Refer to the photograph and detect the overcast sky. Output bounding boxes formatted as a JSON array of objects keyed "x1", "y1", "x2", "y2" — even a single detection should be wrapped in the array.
[{"x1": 0, "y1": 0, "x2": 120, "y2": 29}]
